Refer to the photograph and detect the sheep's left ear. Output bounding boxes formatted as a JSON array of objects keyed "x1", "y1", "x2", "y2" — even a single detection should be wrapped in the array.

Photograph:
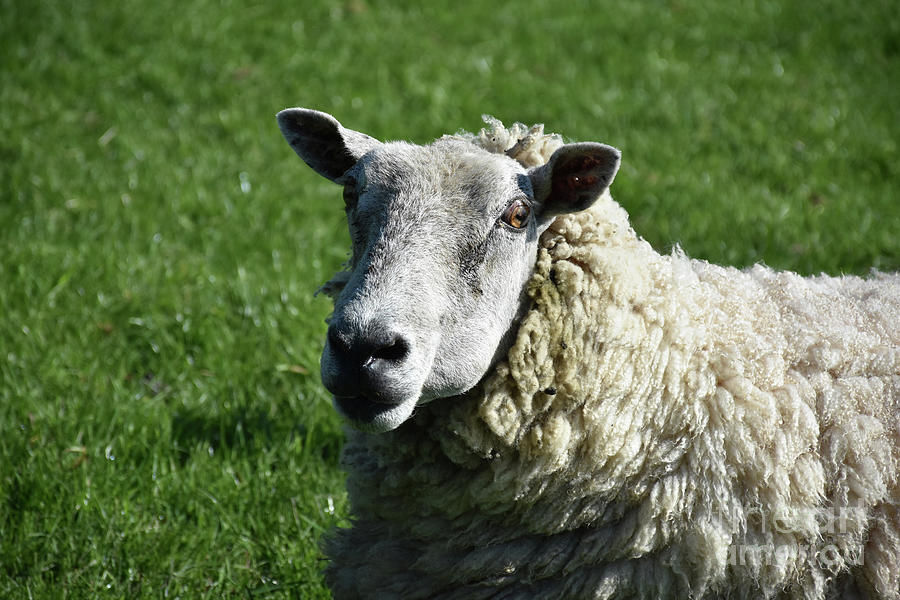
[
  {"x1": 530, "y1": 143, "x2": 621, "y2": 219},
  {"x1": 276, "y1": 108, "x2": 381, "y2": 183}
]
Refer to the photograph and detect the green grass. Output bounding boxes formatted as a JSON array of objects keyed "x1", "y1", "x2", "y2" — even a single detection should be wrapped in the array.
[{"x1": 1, "y1": 0, "x2": 897, "y2": 597}]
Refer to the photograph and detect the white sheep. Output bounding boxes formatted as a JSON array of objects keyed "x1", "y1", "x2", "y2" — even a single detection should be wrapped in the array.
[{"x1": 277, "y1": 108, "x2": 900, "y2": 599}]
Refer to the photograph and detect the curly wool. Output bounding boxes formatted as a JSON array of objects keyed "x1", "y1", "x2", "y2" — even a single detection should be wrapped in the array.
[
  {"x1": 447, "y1": 116, "x2": 564, "y2": 168},
  {"x1": 323, "y1": 123, "x2": 900, "y2": 600}
]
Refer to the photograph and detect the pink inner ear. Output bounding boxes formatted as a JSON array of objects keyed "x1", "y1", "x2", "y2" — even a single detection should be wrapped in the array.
[
  {"x1": 568, "y1": 174, "x2": 598, "y2": 188},
  {"x1": 553, "y1": 155, "x2": 605, "y2": 201}
]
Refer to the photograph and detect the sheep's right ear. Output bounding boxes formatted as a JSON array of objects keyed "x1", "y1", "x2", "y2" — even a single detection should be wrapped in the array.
[
  {"x1": 530, "y1": 142, "x2": 621, "y2": 220},
  {"x1": 276, "y1": 108, "x2": 381, "y2": 182}
]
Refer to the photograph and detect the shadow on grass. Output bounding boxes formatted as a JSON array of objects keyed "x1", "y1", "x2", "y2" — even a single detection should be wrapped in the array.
[
  {"x1": 170, "y1": 402, "x2": 342, "y2": 465},
  {"x1": 170, "y1": 404, "x2": 278, "y2": 462}
]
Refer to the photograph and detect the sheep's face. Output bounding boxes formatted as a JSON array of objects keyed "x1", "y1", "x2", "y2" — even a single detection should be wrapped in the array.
[{"x1": 278, "y1": 109, "x2": 619, "y2": 432}]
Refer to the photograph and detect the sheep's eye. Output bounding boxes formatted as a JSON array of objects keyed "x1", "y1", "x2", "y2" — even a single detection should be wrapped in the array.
[{"x1": 500, "y1": 199, "x2": 530, "y2": 229}]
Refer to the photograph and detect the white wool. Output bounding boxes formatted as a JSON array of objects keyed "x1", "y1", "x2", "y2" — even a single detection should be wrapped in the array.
[
  {"x1": 446, "y1": 115, "x2": 564, "y2": 168},
  {"x1": 323, "y1": 122, "x2": 900, "y2": 599}
]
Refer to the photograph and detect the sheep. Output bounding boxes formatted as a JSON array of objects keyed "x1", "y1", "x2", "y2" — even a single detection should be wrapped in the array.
[{"x1": 276, "y1": 108, "x2": 900, "y2": 600}]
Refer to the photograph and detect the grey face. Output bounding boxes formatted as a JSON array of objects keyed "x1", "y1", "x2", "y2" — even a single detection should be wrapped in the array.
[{"x1": 278, "y1": 109, "x2": 620, "y2": 432}]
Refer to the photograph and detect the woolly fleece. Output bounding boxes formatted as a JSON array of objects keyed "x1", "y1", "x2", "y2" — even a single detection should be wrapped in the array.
[{"x1": 322, "y1": 121, "x2": 900, "y2": 600}]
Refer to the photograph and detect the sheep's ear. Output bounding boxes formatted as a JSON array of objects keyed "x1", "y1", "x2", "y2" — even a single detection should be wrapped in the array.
[
  {"x1": 530, "y1": 143, "x2": 621, "y2": 219},
  {"x1": 276, "y1": 108, "x2": 381, "y2": 182}
]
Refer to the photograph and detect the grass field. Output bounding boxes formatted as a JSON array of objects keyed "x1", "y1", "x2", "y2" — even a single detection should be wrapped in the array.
[{"x1": 1, "y1": 0, "x2": 898, "y2": 597}]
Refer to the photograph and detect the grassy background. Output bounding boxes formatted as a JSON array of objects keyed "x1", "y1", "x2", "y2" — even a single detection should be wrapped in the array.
[{"x1": 1, "y1": 0, "x2": 897, "y2": 597}]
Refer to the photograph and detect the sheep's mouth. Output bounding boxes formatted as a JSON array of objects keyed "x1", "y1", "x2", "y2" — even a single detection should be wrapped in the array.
[
  {"x1": 334, "y1": 395, "x2": 394, "y2": 422},
  {"x1": 332, "y1": 395, "x2": 417, "y2": 433}
]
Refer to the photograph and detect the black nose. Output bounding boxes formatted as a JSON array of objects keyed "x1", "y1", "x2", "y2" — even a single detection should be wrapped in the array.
[
  {"x1": 324, "y1": 322, "x2": 412, "y2": 402},
  {"x1": 328, "y1": 326, "x2": 411, "y2": 365}
]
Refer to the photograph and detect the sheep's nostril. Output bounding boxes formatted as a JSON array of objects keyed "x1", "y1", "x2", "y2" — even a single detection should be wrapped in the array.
[
  {"x1": 370, "y1": 335, "x2": 411, "y2": 363},
  {"x1": 327, "y1": 325, "x2": 351, "y2": 356}
]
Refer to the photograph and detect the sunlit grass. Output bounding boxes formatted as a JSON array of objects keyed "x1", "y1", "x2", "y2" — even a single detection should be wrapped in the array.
[{"x1": 1, "y1": 0, "x2": 897, "y2": 596}]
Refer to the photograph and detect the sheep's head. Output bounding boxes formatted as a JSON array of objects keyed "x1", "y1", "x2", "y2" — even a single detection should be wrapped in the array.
[{"x1": 278, "y1": 109, "x2": 620, "y2": 432}]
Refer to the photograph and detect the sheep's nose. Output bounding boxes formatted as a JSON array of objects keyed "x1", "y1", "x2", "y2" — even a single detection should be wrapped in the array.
[
  {"x1": 327, "y1": 326, "x2": 411, "y2": 365},
  {"x1": 324, "y1": 321, "x2": 412, "y2": 402}
]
